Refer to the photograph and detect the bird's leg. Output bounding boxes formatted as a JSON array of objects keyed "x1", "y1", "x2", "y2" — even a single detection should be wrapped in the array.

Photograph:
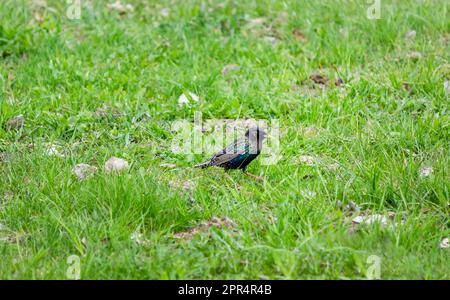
[{"x1": 243, "y1": 170, "x2": 264, "y2": 181}]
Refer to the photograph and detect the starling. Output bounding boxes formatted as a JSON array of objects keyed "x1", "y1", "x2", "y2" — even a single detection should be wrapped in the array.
[{"x1": 194, "y1": 127, "x2": 267, "y2": 180}]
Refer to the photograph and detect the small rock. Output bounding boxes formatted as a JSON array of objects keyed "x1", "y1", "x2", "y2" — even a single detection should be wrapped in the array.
[
  {"x1": 5, "y1": 115, "x2": 25, "y2": 131},
  {"x1": 405, "y1": 30, "x2": 416, "y2": 40},
  {"x1": 364, "y1": 214, "x2": 388, "y2": 225},
  {"x1": 45, "y1": 143, "x2": 65, "y2": 157},
  {"x1": 352, "y1": 214, "x2": 388, "y2": 226},
  {"x1": 352, "y1": 216, "x2": 365, "y2": 224},
  {"x1": 105, "y1": 157, "x2": 129, "y2": 173},
  {"x1": 160, "y1": 8, "x2": 170, "y2": 17},
  {"x1": 73, "y1": 163, "x2": 97, "y2": 180},
  {"x1": 44, "y1": 143, "x2": 64, "y2": 157},
  {"x1": 440, "y1": 237, "x2": 449, "y2": 249},
  {"x1": 222, "y1": 64, "x2": 240, "y2": 75},
  {"x1": 419, "y1": 166, "x2": 433, "y2": 178},
  {"x1": 296, "y1": 155, "x2": 317, "y2": 166}
]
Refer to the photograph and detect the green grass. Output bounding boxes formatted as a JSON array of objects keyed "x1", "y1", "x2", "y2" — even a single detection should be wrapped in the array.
[{"x1": 0, "y1": 0, "x2": 449, "y2": 279}]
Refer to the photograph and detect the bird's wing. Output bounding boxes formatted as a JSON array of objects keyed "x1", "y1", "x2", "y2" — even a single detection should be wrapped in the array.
[
  {"x1": 209, "y1": 139, "x2": 248, "y2": 166},
  {"x1": 223, "y1": 138, "x2": 247, "y2": 154},
  {"x1": 209, "y1": 153, "x2": 240, "y2": 166}
]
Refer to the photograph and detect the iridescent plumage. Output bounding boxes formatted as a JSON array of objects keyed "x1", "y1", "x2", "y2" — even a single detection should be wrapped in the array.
[{"x1": 195, "y1": 127, "x2": 267, "y2": 172}]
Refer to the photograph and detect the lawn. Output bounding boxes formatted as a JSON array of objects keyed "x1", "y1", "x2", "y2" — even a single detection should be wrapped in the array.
[{"x1": 0, "y1": 0, "x2": 449, "y2": 279}]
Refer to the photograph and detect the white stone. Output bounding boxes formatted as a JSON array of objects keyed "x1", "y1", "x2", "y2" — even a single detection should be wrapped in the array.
[
  {"x1": 105, "y1": 157, "x2": 129, "y2": 173},
  {"x1": 419, "y1": 166, "x2": 433, "y2": 178},
  {"x1": 352, "y1": 214, "x2": 388, "y2": 226},
  {"x1": 73, "y1": 164, "x2": 97, "y2": 180},
  {"x1": 405, "y1": 30, "x2": 416, "y2": 39},
  {"x1": 296, "y1": 155, "x2": 316, "y2": 166},
  {"x1": 160, "y1": 8, "x2": 170, "y2": 17},
  {"x1": 45, "y1": 143, "x2": 65, "y2": 157}
]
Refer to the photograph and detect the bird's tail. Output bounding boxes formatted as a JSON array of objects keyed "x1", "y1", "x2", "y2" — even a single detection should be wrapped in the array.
[{"x1": 194, "y1": 161, "x2": 210, "y2": 169}]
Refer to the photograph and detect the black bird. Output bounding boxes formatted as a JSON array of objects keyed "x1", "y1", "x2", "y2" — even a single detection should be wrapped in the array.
[{"x1": 194, "y1": 127, "x2": 267, "y2": 180}]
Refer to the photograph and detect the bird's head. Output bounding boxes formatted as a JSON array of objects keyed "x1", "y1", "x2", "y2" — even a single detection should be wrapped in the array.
[{"x1": 245, "y1": 127, "x2": 267, "y2": 141}]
